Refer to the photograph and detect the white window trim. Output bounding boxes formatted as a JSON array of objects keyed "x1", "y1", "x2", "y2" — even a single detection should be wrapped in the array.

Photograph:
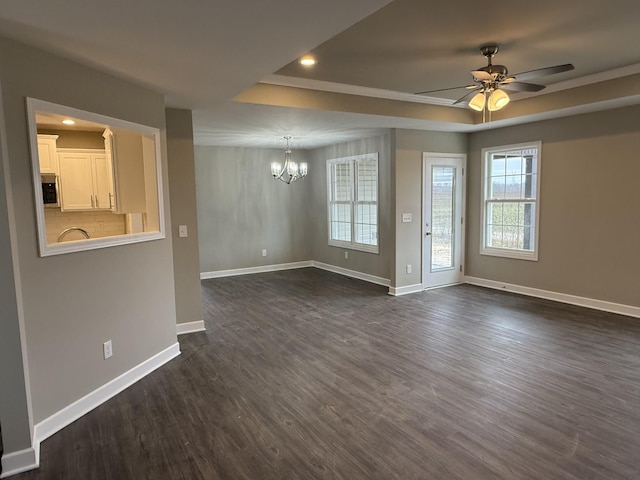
[
  {"x1": 326, "y1": 153, "x2": 379, "y2": 254},
  {"x1": 480, "y1": 141, "x2": 541, "y2": 261},
  {"x1": 27, "y1": 97, "x2": 166, "y2": 257}
]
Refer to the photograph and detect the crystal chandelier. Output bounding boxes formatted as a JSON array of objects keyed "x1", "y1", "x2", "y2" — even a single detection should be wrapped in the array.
[{"x1": 271, "y1": 136, "x2": 307, "y2": 184}]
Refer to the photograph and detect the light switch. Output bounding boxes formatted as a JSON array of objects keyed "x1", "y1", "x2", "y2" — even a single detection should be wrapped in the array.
[
  {"x1": 402, "y1": 213, "x2": 412, "y2": 223},
  {"x1": 178, "y1": 225, "x2": 188, "y2": 238}
]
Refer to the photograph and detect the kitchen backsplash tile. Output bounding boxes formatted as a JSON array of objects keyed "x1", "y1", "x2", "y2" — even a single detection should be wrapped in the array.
[{"x1": 45, "y1": 208, "x2": 127, "y2": 243}]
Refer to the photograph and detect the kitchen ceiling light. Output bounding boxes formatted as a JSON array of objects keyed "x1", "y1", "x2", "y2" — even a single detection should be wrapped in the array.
[
  {"x1": 270, "y1": 136, "x2": 307, "y2": 184},
  {"x1": 299, "y1": 55, "x2": 317, "y2": 67},
  {"x1": 62, "y1": 119, "x2": 75, "y2": 125}
]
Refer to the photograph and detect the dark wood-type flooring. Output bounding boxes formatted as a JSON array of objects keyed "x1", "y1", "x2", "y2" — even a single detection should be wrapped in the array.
[{"x1": 13, "y1": 268, "x2": 640, "y2": 479}]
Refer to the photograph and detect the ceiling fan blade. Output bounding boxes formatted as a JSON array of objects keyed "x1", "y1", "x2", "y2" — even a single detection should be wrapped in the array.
[
  {"x1": 502, "y1": 82, "x2": 546, "y2": 92},
  {"x1": 471, "y1": 70, "x2": 492, "y2": 81},
  {"x1": 415, "y1": 85, "x2": 476, "y2": 95},
  {"x1": 453, "y1": 88, "x2": 482, "y2": 105},
  {"x1": 512, "y1": 63, "x2": 575, "y2": 82}
]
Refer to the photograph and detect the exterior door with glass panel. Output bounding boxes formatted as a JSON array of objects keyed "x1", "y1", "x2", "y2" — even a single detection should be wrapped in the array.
[{"x1": 422, "y1": 153, "x2": 465, "y2": 289}]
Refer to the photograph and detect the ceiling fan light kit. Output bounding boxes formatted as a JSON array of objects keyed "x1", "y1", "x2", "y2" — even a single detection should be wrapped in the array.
[
  {"x1": 488, "y1": 88, "x2": 510, "y2": 111},
  {"x1": 416, "y1": 44, "x2": 574, "y2": 119},
  {"x1": 468, "y1": 88, "x2": 510, "y2": 114},
  {"x1": 469, "y1": 92, "x2": 486, "y2": 111}
]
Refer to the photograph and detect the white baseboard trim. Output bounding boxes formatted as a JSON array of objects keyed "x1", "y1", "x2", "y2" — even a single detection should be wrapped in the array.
[
  {"x1": 464, "y1": 276, "x2": 640, "y2": 318},
  {"x1": 1, "y1": 344, "x2": 181, "y2": 477},
  {"x1": 388, "y1": 283, "x2": 423, "y2": 296},
  {"x1": 33, "y1": 343, "x2": 181, "y2": 447},
  {"x1": 200, "y1": 261, "x2": 312, "y2": 279},
  {"x1": 176, "y1": 320, "x2": 206, "y2": 335},
  {"x1": 311, "y1": 261, "x2": 390, "y2": 287},
  {"x1": 199, "y1": 260, "x2": 391, "y2": 288},
  {"x1": 0, "y1": 447, "x2": 38, "y2": 478}
]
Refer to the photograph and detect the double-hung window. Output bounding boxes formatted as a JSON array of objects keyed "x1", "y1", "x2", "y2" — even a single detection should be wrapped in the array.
[
  {"x1": 327, "y1": 153, "x2": 379, "y2": 253},
  {"x1": 481, "y1": 142, "x2": 541, "y2": 261}
]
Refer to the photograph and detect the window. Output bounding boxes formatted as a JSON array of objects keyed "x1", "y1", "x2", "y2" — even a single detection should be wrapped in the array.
[
  {"x1": 27, "y1": 98, "x2": 165, "y2": 257},
  {"x1": 480, "y1": 142, "x2": 541, "y2": 261},
  {"x1": 327, "y1": 153, "x2": 379, "y2": 253}
]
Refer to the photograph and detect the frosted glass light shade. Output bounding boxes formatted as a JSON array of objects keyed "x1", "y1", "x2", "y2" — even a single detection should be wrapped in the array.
[
  {"x1": 271, "y1": 162, "x2": 281, "y2": 176},
  {"x1": 469, "y1": 92, "x2": 486, "y2": 111},
  {"x1": 488, "y1": 89, "x2": 510, "y2": 111},
  {"x1": 287, "y1": 161, "x2": 299, "y2": 176},
  {"x1": 299, "y1": 163, "x2": 308, "y2": 176}
]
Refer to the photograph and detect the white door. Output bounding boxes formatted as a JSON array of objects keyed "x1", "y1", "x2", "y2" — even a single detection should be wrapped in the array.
[{"x1": 422, "y1": 153, "x2": 466, "y2": 289}]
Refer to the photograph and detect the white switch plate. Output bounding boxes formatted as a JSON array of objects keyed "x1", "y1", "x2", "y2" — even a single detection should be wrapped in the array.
[
  {"x1": 402, "y1": 213, "x2": 412, "y2": 223},
  {"x1": 344, "y1": 251, "x2": 349, "y2": 259},
  {"x1": 103, "y1": 340, "x2": 112, "y2": 359},
  {"x1": 262, "y1": 249, "x2": 267, "y2": 257},
  {"x1": 406, "y1": 264, "x2": 412, "y2": 274},
  {"x1": 178, "y1": 225, "x2": 188, "y2": 238}
]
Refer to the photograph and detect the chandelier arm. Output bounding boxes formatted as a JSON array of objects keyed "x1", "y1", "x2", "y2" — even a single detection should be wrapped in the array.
[
  {"x1": 275, "y1": 164, "x2": 287, "y2": 179},
  {"x1": 274, "y1": 151, "x2": 290, "y2": 181},
  {"x1": 275, "y1": 174, "x2": 291, "y2": 184}
]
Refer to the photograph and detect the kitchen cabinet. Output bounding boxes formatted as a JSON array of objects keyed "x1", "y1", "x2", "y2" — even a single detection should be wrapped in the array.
[
  {"x1": 37, "y1": 134, "x2": 59, "y2": 174},
  {"x1": 58, "y1": 149, "x2": 115, "y2": 211},
  {"x1": 103, "y1": 128, "x2": 147, "y2": 214}
]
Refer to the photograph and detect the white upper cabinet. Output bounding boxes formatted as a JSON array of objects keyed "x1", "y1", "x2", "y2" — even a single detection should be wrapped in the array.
[
  {"x1": 58, "y1": 149, "x2": 115, "y2": 211},
  {"x1": 37, "y1": 134, "x2": 59, "y2": 174}
]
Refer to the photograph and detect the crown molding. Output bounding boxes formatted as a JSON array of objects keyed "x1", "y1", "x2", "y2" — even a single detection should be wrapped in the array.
[{"x1": 260, "y1": 74, "x2": 457, "y2": 106}]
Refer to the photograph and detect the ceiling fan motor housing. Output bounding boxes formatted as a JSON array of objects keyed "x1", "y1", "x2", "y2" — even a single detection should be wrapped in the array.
[{"x1": 478, "y1": 64, "x2": 508, "y2": 79}]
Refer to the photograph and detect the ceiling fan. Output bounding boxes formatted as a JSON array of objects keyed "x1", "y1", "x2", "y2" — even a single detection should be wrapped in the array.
[{"x1": 417, "y1": 45, "x2": 574, "y2": 112}]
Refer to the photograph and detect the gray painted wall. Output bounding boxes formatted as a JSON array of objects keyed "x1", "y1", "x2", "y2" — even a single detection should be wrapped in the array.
[
  {"x1": 195, "y1": 146, "x2": 311, "y2": 272},
  {"x1": 166, "y1": 109, "x2": 203, "y2": 325},
  {"x1": 0, "y1": 97, "x2": 32, "y2": 454},
  {"x1": 0, "y1": 36, "x2": 178, "y2": 427},
  {"x1": 309, "y1": 134, "x2": 392, "y2": 280},
  {"x1": 392, "y1": 129, "x2": 468, "y2": 288},
  {"x1": 466, "y1": 106, "x2": 640, "y2": 306}
]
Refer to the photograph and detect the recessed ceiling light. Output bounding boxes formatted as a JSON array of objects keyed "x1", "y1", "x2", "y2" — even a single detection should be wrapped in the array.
[
  {"x1": 299, "y1": 55, "x2": 317, "y2": 67},
  {"x1": 62, "y1": 119, "x2": 75, "y2": 125}
]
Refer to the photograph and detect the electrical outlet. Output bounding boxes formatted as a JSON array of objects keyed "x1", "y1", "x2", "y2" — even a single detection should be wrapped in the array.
[
  {"x1": 178, "y1": 225, "x2": 188, "y2": 238},
  {"x1": 262, "y1": 249, "x2": 267, "y2": 257},
  {"x1": 406, "y1": 264, "x2": 412, "y2": 274},
  {"x1": 103, "y1": 340, "x2": 113, "y2": 360},
  {"x1": 344, "y1": 251, "x2": 349, "y2": 259}
]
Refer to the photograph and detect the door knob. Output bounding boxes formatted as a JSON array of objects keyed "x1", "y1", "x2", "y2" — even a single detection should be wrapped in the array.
[{"x1": 425, "y1": 231, "x2": 431, "y2": 236}]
